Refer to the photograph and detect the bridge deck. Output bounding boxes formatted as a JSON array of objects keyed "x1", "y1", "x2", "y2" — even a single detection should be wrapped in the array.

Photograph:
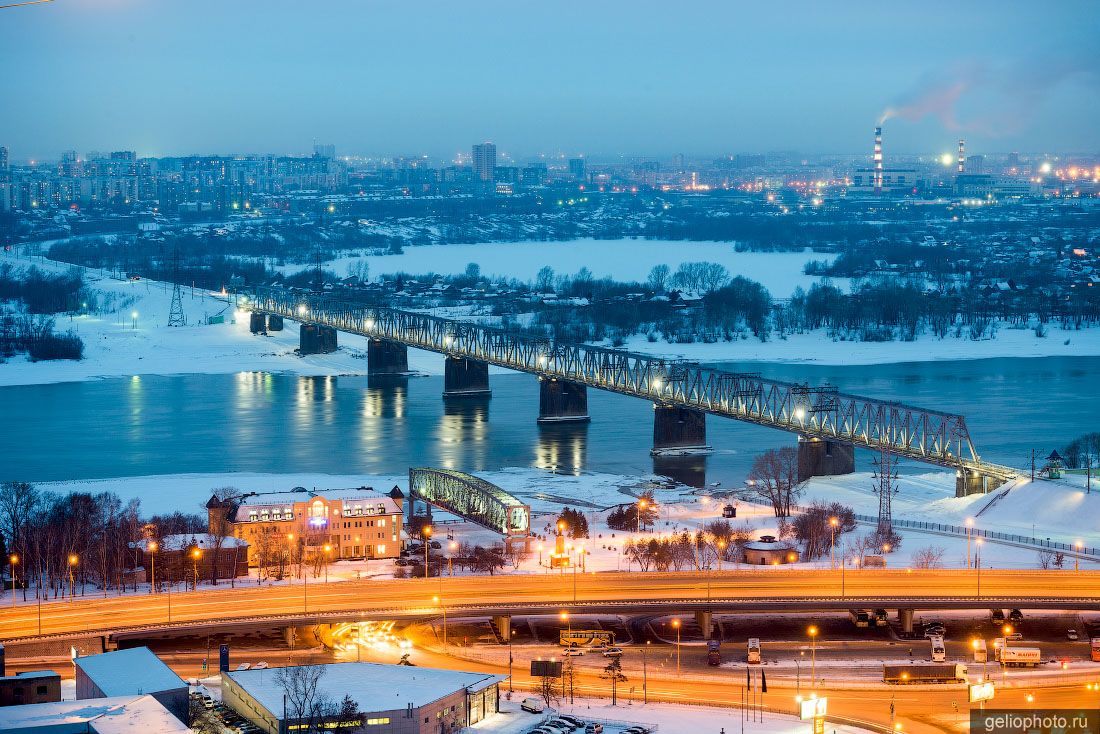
[{"x1": 243, "y1": 287, "x2": 1016, "y2": 480}]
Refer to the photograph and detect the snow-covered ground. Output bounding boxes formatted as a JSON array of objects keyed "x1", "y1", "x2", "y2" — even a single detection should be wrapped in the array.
[{"x1": 277, "y1": 239, "x2": 844, "y2": 298}]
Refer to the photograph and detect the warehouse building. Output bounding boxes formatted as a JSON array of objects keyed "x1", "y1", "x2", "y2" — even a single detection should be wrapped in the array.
[
  {"x1": 222, "y1": 662, "x2": 506, "y2": 733},
  {"x1": 74, "y1": 647, "x2": 189, "y2": 725}
]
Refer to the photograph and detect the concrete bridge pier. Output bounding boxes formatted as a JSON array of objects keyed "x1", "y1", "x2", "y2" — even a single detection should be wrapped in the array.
[
  {"x1": 443, "y1": 357, "x2": 491, "y2": 398},
  {"x1": 796, "y1": 436, "x2": 855, "y2": 482},
  {"x1": 695, "y1": 611, "x2": 713, "y2": 638},
  {"x1": 537, "y1": 378, "x2": 590, "y2": 424},
  {"x1": 651, "y1": 406, "x2": 710, "y2": 455},
  {"x1": 955, "y1": 470, "x2": 1006, "y2": 497},
  {"x1": 491, "y1": 615, "x2": 512, "y2": 643},
  {"x1": 249, "y1": 312, "x2": 267, "y2": 334},
  {"x1": 299, "y1": 324, "x2": 338, "y2": 355},
  {"x1": 367, "y1": 338, "x2": 408, "y2": 374},
  {"x1": 266, "y1": 314, "x2": 283, "y2": 331},
  {"x1": 898, "y1": 608, "x2": 914, "y2": 635}
]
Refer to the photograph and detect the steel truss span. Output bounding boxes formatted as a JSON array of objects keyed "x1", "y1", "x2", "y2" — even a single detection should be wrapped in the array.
[
  {"x1": 242, "y1": 287, "x2": 1014, "y2": 480},
  {"x1": 409, "y1": 468, "x2": 531, "y2": 537}
]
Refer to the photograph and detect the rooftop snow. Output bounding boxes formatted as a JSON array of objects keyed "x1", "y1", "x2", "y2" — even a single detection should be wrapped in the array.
[
  {"x1": 74, "y1": 648, "x2": 186, "y2": 697},
  {"x1": 0, "y1": 694, "x2": 189, "y2": 733},
  {"x1": 226, "y1": 662, "x2": 505, "y2": 715},
  {"x1": 131, "y1": 533, "x2": 247, "y2": 551}
]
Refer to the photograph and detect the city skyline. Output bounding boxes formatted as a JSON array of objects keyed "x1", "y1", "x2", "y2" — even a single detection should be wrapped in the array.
[{"x1": 1, "y1": 0, "x2": 1098, "y2": 159}]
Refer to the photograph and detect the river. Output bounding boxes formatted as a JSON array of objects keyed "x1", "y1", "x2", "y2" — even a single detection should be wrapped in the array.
[{"x1": 1, "y1": 356, "x2": 1095, "y2": 488}]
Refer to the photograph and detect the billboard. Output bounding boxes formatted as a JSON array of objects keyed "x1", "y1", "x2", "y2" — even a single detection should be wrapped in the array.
[
  {"x1": 799, "y1": 697, "x2": 828, "y2": 720},
  {"x1": 531, "y1": 660, "x2": 564, "y2": 678}
]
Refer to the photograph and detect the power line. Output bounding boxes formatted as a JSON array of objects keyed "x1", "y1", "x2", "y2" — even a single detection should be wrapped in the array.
[{"x1": 0, "y1": 0, "x2": 56, "y2": 10}]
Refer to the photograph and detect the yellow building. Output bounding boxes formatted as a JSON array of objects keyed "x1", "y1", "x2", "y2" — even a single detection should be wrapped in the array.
[{"x1": 208, "y1": 486, "x2": 405, "y2": 565}]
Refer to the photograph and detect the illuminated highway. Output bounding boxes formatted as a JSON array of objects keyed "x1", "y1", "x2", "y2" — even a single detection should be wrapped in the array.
[{"x1": 1, "y1": 569, "x2": 1098, "y2": 641}]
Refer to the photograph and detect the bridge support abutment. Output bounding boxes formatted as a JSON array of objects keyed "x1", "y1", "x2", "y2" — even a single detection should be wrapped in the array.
[
  {"x1": 537, "y1": 378, "x2": 590, "y2": 424},
  {"x1": 955, "y1": 470, "x2": 1006, "y2": 497},
  {"x1": 695, "y1": 611, "x2": 713, "y2": 638},
  {"x1": 266, "y1": 314, "x2": 283, "y2": 331},
  {"x1": 367, "y1": 338, "x2": 408, "y2": 375},
  {"x1": 249, "y1": 312, "x2": 267, "y2": 334},
  {"x1": 651, "y1": 406, "x2": 710, "y2": 455},
  {"x1": 299, "y1": 324, "x2": 338, "y2": 355},
  {"x1": 898, "y1": 608, "x2": 914, "y2": 635},
  {"x1": 796, "y1": 436, "x2": 855, "y2": 483},
  {"x1": 491, "y1": 615, "x2": 512, "y2": 643},
  {"x1": 443, "y1": 357, "x2": 491, "y2": 398}
]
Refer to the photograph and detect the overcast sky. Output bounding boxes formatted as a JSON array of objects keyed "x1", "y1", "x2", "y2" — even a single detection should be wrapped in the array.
[{"x1": 1, "y1": 0, "x2": 1097, "y2": 161}]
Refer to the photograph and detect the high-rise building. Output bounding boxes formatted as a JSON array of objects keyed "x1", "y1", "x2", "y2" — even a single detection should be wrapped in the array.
[
  {"x1": 472, "y1": 142, "x2": 496, "y2": 182},
  {"x1": 966, "y1": 155, "x2": 985, "y2": 175},
  {"x1": 0, "y1": 146, "x2": 8, "y2": 181},
  {"x1": 313, "y1": 143, "x2": 336, "y2": 159},
  {"x1": 568, "y1": 157, "x2": 586, "y2": 181}
]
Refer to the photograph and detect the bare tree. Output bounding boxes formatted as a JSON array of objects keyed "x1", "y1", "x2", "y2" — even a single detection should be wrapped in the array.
[
  {"x1": 747, "y1": 447, "x2": 804, "y2": 517},
  {"x1": 536, "y1": 669, "x2": 562, "y2": 709},
  {"x1": 911, "y1": 546, "x2": 946, "y2": 569},
  {"x1": 275, "y1": 663, "x2": 331, "y2": 733}
]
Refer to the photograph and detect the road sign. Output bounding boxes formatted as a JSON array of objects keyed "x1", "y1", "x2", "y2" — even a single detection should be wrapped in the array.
[{"x1": 969, "y1": 682, "x2": 995, "y2": 703}]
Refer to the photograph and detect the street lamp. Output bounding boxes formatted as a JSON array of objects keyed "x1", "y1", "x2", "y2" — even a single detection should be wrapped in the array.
[
  {"x1": 323, "y1": 544, "x2": 332, "y2": 583},
  {"x1": 829, "y1": 517, "x2": 838, "y2": 569},
  {"x1": 672, "y1": 618, "x2": 681, "y2": 675},
  {"x1": 148, "y1": 541, "x2": 157, "y2": 594},
  {"x1": 423, "y1": 526, "x2": 432, "y2": 579},
  {"x1": 190, "y1": 547, "x2": 202, "y2": 591},
  {"x1": 637, "y1": 500, "x2": 647, "y2": 533},
  {"x1": 808, "y1": 625, "x2": 819, "y2": 690},
  {"x1": 560, "y1": 610, "x2": 571, "y2": 635},
  {"x1": 9, "y1": 554, "x2": 17, "y2": 607},
  {"x1": 68, "y1": 554, "x2": 78, "y2": 600},
  {"x1": 965, "y1": 518, "x2": 974, "y2": 569},
  {"x1": 975, "y1": 538, "x2": 983, "y2": 598},
  {"x1": 449, "y1": 541, "x2": 458, "y2": 576},
  {"x1": 433, "y1": 595, "x2": 447, "y2": 647},
  {"x1": 1075, "y1": 541, "x2": 1083, "y2": 572},
  {"x1": 716, "y1": 540, "x2": 726, "y2": 572}
]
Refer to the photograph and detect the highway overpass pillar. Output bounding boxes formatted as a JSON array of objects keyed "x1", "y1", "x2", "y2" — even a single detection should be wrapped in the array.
[
  {"x1": 796, "y1": 436, "x2": 855, "y2": 482},
  {"x1": 695, "y1": 611, "x2": 713, "y2": 637},
  {"x1": 299, "y1": 324, "x2": 338, "y2": 355},
  {"x1": 443, "y1": 357, "x2": 491, "y2": 398},
  {"x1": 537, "y1": 378, "x2": 590, "y2": 424},
  {"x1": 651, "y1": 406, "x2": 710, "y2": 455},
  {"x1": 367, "y1": 338, "x2": 408, "y2": 374},
  {"x1": 491, "y1": 615, "x2": 512, "y2": 643},
  {"x1": 955, "y1": 470, "x2": 1005, "y2": 497},
  {"x1": 898, "y1": 608, "x2": 914, "y2": 635},
  {"x1": 266, "y1": 314, "x2": 283, "y2": 331},
  {"x1": 249, "y1": 312, "x2": 267, "y2": 334}
]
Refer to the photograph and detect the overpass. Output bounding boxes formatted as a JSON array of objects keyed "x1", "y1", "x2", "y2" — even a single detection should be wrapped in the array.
[
  {"x1": 239, "y1": 287, "x2": 1017, "y2": 495},
  {"x1": 2, "y1": 569, "x2": 1096, "y2": 644}
]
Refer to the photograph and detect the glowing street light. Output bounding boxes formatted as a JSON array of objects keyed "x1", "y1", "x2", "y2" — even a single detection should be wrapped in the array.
[
  {"x1": 672, "y1": 618, "x2": 681, "y2": 675},
  {"x1": 130, "y1": 310, "x2": 138, "y2": 329},
  {"x1": 808, "y1": 625, "x2": 819, "y2": 689},
  {"x1": 9, "y1": 554, "x2": 17, "y2": 608},
  {"x1": 190, "y1": 547, "x2": 202, "y2": 591},
  {"x1": 68, "y1": 554, "x2": 79, "y2": 600},
  {"x1": 940, "y1": 153, "x2": 955, "y2": 167},
  {"x1": 423, "y1": 526, "x2": 432, "y2": 578},
  {"x1": 323, "y1": 544, "x2": 332, "y2": 583},
  {"x1": 147, "y1": 541, "x2": 158, "y2": 594},
  {"x1": 829, "y1": 516, "x2": 838, "y2": 569}
]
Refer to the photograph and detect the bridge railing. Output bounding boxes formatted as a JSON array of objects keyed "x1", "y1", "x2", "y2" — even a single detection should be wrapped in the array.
[{"x1": 240, "y1": 286, "x2": 1016, "y2": 480}]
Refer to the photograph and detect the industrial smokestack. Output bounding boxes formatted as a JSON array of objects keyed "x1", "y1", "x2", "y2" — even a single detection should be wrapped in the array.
[
  {"x1": 957, "y1": 139, "x2": 965, "y2": 174},
  {"x1": 873, "y1": 126, "x2": 884, "y2": 194}
]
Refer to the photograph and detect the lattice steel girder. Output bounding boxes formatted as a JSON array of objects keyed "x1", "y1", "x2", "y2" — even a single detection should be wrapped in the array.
[
  {"x1": 241, "y1": 287, "x2": 1014, "y2": 481},
  {"x1": 409, "y1": 468, "x2": 531, "y2": 536}
]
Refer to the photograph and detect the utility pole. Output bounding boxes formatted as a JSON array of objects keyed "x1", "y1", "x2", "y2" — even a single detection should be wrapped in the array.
[
  {"x1": 871, "y1": 447, "x2": 898, "y2": 545},
  {"x1": 167, "y1": 246, "x2": 185, "y2": 327},
  {"x1": 1030, "y1": 449, "x2": 1036, "y2": 481}
]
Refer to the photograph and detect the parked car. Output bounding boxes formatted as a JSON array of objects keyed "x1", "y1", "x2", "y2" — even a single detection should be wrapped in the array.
[
  {"x1": 1006, "y1": 632, "x2": 1024, "y2": 641},
  {"x1": 235, "y1": 663, "x2": 251, "y2": 671},
  {"x1": 584, "y1": 725, "x2": 603, "y2": 734},
  {"x1": 394, "y1": 558, "x2": 411, "y2": 566},
  {"x1": 429, "y1": 540, "x2": 442, "y2": 549},
  {"x1": 563, "y1": 648, "x2": 584, "y2": 656},
  {"x1": 520, "y1": 697, "x2": 546, "y2": 714},
  {"x1": 253, "y1": 661, "x2": 269, "y2": 669},
  {"x1": 1067, "y1": 629, "x2": 1079, "y2": 641},
  {"x1": 602, "y1": 647, "x2": 624, "y2": 657}
]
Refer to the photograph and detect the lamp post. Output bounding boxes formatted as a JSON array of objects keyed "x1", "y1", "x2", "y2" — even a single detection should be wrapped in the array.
[
  {"x1": 672, "y1": 618, "x2": 681, "y2": 675},
  {"x1": 537, "y1": 542, "x2": 544, "y2": 569},
  {"x1": 560, "y1": 610, "x2": 570, "y2": 635},
  {"x1": 423, "y1": 526, "x2": 432, "y2": 579},
  {"x1": 148, "y1": 541, "x2": 157, "y2": 594},
  {"x1": 323, "y1": 544, "x2": 332, "y2": 583},
  {"x1": 717, "y1": 540, "x2": 726, "y2": 572},
  {"x1": 68, "y1": 554, "x2": 78, "y2": 600},
  {"x1": 449, "y1": 541, "x2": 457, "y2": 576},
  {"x1": 637, "y1": 499, "x2": 647, "y2": 533},
  {"x1": 191, "y1": 548, "x2": 202, "y2": 591},
  {"x1": 808, "y1": 625, "x2": 819, "y2": 690},
  {"x1": 643, "y1": 640, "x2": 650, "y2": 704},
  {"x1": 829, "y1": 517, "x2": 838, "y2": 569},
  {"x1": 1075, "y1": 541, "x2": 1083, "y2": 572},
  {"x1": 9, "y1": 554, "x2": 17, "y2": 607},
  {"x1": 975, "y1": 538, "x2": 983, "y2": 598},
  {"x1": 965, "y1": 518, "x2": 974, "y2": 569}
]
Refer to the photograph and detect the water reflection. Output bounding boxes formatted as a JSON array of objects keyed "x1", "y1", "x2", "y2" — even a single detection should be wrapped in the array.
[
  {"x1": 534, "y1": 422, "x2": 589, "y2": 475},
  {"x1": 652, "y1": 455, "x2": 708, "y2": 488},
  {"x1": 437, "y1": 397, "x2": 491, "y2": 470},
  {"x1": 362, "y1": 376, "x2": 408, "y2": 419}
]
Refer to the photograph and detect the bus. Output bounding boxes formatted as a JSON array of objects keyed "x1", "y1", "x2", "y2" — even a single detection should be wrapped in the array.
[
  {"x1": 707, "y1": 640, "x2": 721, "y2": 666},
  {"x1": 849, "y1": 610, "x2": 870, "y2": 628},
  {"x1": 971, "y1": 639, "x2": 988, "y2": 663},
  {"x1": 560, "y1": 630, "x2": 615, "y2": 647},
  {"x1": 1091, "y1": 638, "x2": 1100, "y2": 663},
  {"x1": 930, "y1": 635, "x2": 946, "y2": 663},
  {"x1": 747, "y1": 638, "x2": 761, "y2": 664}
]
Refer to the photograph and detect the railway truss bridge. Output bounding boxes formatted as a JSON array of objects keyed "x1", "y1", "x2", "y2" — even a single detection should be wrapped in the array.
[{"x1": 239, "y1": 286, "x2": 1017, "y2": 495}]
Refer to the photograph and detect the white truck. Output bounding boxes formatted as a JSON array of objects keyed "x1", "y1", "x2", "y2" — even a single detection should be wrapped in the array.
[{"x1": 999, "y1": 646, "x2": 1042, "y2": 667}]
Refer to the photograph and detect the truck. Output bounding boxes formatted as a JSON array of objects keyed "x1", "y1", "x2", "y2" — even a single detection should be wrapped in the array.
[
  {"x1": 999, "y1": 647, "x2": 1042, "y2": 667},
  {"x1": 972, "y1": 638, "x2": 988, "y2": 663},
  {"x1": 873, "y1": 609, "x2": 890, "y2": 627},
  {"x1": 930, "y1": 635, "x2": 946, "y2": 663},
  {"x1": 849, "y1": 610, "x2": 871, "y2": 628},
  {"x1": 746, "y1": 638, "x2": 761, "y2": 664},
  {"x1": 1091, "y1": 638, "x2": 1100, "y2": 663},
  {"x1": 883, "y1": 664, "x2": 968, "y2": 684},
  {"x1": 707, "y1": 639, "x2": 721, "y2": 666},
  {"x1": 990, "y1": 609, "x2": 1005, "y2": 625}
]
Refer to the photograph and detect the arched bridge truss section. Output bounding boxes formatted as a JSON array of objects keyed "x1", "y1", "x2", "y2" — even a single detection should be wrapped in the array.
[
  {"x1": 240, "y1": 287, "x2": 1014, "y2": 481},
  {"x1": 409, "y1": 468, "x2": 531, "y2": 537}
]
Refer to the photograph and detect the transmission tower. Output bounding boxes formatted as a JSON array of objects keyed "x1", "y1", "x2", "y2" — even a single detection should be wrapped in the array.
[
  {"x1": 167, "y1": 247, "x2": 186, "y2": 327},
  {"x1": 871, "y1": 446, "x2": 899, "y2": 542}
]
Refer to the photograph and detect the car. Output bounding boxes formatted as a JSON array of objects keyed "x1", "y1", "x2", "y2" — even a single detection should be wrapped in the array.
[
  {"x1": 602, "y1": 647, "x2": 624, "y2": 657},
  {"x1": 543, "y1": 722, "x2": 574, "y2": 733},
  {"x1": 1006, "y1": 632, "x2": 1024, "y2": 641},
  {"x1": 253, "y1": 661, "x2": 269, "y2": 669},
  {"x1": 430, "y1": 540, "x2": 442, "y2": 549},
  {"x1": 235, "y1": 663, "x2": 251, "y2": 671},
  {"x1": 558, "y1": 715, "x2": 584, "y2": 727},
  {"x1": 585, "y1": 725, "x2": 604, "y2": 734},
  {"x1": 1067, "y1": 629, "x2": 1080, "y2": 641},
  {"x1": 520, "y1": 697, "x2": 546, "y2": 714},
  {"x1": 203, "y1": 700, "x2": 215, "y2": 710},
  {"x1": 563, "y1": 648, "x2": 584, "y2": 656},
  {"x1": 549, "y1": 720, "x2": 578, "y2": 731},
  {"x1": 394, "y1": 557, "x2": 411, "y2": 566}
]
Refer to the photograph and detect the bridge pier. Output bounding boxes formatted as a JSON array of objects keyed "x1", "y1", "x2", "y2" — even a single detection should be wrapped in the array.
[
  {"x1": 367, "y1": 338, "x2": 408, "y2": 375},
  {"x1": 537, "y1": 378, "x2": 590, "y2": 424},
  {"x1": 651, "y1": 406, "x2": 710, "y2": 455},
  {"x1": 898, "y1": 608, "x2": 914, "y2": 635},
  {"x1": 955, "y1": 470, "x2": 1005, "y2": 497},
  {"x1": 695, "y1": 611, "x2": 713, "y2": 638},
  {"x1": 299, "y1": 324, "x2": 338, "y2": 355},
  {"x1": 491, "y1": 615, "x2": 512, "y2": 643},
  {"x1": 249, "y1": 312, "x2": 267, "y2": 334},
  {"x1": 266, "y1": 314, "x2": 283, "y2": 331},
  {"x1": 796, "y1": 436, "x2": 855, "y2": 483},
  {"x1": 443, "y1": 357, "x2": 491, "y2": 398}
]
